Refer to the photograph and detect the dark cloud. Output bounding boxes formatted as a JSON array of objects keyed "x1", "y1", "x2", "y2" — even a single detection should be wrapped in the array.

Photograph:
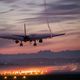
[
  {"x1": 0, "y1": 9, "x2": 14, "y2": 14},
  {"x1": 25, "y1": 2, "x2": 37, "y2": 6},
  {"x1": 42, "y1": 0, "x2": 80, "y2": 16},
  {"x1": 0, "y1": 0, "x2": 18, "y2": 3},
  {"x1": 54, "y1": 4, "x2": 79, "y2": 10},
  {"x1": 61, "y1": 0, "x2": 80, "y2": 4},
  {"x1": 17, "y1": 17, "x2": 46, "y2": 25},
  {"x1": 18, "y1": 15, "x2": 79, "y2": 25},
  {"x1": 0, "y1": 50, "x2": 80, "y2": 66},
  {"x1": 19, "y1": 9, "x2": 31, "y2": 12},
  {"x1": 17, "y1": 17, "x2": 60, "y2": 25},
  {"x1": 11, "y1": 4, "x2": 19, "y2": 8},
  {"x1": 0, "y1": 24, "x2": 17, "y2": 48},
  {"x1": 25, "y1": 2, "x2": 45, "y2": 8},
  {"x1": 18, "y1": 0, "x2": 80, "y2": 24}
]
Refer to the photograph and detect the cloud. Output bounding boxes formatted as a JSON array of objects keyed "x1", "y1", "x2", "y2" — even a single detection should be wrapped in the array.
[
  {"x1": 1, "y1": 0, "x2": 80, "y2": 25},
  {"x1": 67, "y1": 32, "x2": 80, "y2": 37},
  {"x1": 0, "y1": 50, "x2": 80, "y2": 67},
  {"x1": 0, "y1": 0, "x2": 18, "y2": 3},
  {"x1": 0, "y1": 24, "x2": 17, "y2": 37},
  {"x1": 17, "y1": 0, "x2": 80, "y2": 24},
  {"x1": 25, "y1": 2, "x2": 38, "y2": 6},
  {"x1": 0, "y1": 9, "x2": 14, "y2": 14},
  {"x1": 40, "y1": 0, "x2": 80, "y2": 19},
  {"x1": 39, "y1": 0, "x2": 80, "y2": 23},
  {"x1": 0, "y1": 24, "x2": 17, "y2": 48},
  {"x1": 61, "y1": 0, "x2": 80, "y2": 3},
  {"x1": 0, "y1": 24, "x2": 16, "y2": 31},
  {"x1": 18, "y1": 15, "x2": 79, "y2": 25},
  {"x1": 17, "y1": 17, "x2": 50, "y2": 25},
  {"x1": 0, "y1": 39, "x2": 11, "y2": 48}
]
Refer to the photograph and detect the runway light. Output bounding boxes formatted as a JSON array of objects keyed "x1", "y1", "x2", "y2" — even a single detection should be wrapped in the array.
[
  {"x1": 13, "y1": 76, "x2": 17, "y2": 79},
  {"x1": 23, "y1": 76, "x2": 26, "y2": 79},
  {"x1": 4, "y1": 76, "x2": 7, "y2": 79}
]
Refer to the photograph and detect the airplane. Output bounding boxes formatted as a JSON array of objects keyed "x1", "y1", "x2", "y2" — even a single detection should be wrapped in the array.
[
  {"x1": 0, "y1": 0, "x2": 65, "y2": 47},
  {"x1": 0, "y1": 23, "x2": 65, "y2": 46}
]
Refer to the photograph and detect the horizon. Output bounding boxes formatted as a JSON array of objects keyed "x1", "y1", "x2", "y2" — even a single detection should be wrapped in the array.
[
  {"x1": 0, "y1": 49, "x2": 80, "y2": 55},
  {"x1": 0, "y1": 50, "x2": 80, "y2": 74}
]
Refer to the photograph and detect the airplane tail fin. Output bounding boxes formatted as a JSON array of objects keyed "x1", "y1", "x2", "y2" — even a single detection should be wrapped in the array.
[{"x1": 24, "y1": 23, "x2": 27, "y2": 36}]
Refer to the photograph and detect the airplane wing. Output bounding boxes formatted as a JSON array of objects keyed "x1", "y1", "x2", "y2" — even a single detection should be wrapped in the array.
[
  {"x1": 0, "y1": 33, "x2": 65, "y2": 46},
  {"x1": 0, "y1": 34, "x2": 23, "y2": 41},
  {"x1": 14, "y1": 33, "x2": 65, "y2": 40},
  {"x1": 0, "y1": 33, "x2": 65, "y2": 41},
  {"x1": 29, "y1": 33, "x2": 65, "y2": 40}
]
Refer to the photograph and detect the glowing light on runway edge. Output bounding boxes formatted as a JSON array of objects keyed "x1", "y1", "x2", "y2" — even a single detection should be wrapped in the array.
[{"x1": 0, "y1": 70, "x2": 48, "y2": 76}]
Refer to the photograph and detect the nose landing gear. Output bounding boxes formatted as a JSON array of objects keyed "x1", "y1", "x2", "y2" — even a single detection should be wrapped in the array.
[
  {"x1": 20, "y1": 41, "x2": 23, "y2": 46},
  {"x1": 33, "y1": 40, "x2": 37, "y2": 46}
]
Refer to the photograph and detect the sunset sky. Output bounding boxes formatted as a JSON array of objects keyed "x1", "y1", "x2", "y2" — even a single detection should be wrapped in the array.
[{"x1": 0, "y1": 0, "x2": 80, "y2": 54}]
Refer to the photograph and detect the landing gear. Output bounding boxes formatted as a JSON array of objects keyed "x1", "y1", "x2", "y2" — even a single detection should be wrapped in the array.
[
  {"x1": 33, "y1": 43, "x2": 37, "y2": 46},
  {"x1": 20, "y1": 43, "x2": 23, "y2": 46},
  {"x1": 39, "y1": 39, "x2": 43, "y2": 43},
  {"x1": 15, "y1": 40, "x2": 19, "y2": 44},
  {"x1": 33, "y1": 40, "x2": 37, "y2": 46},
  {"x1": 20, "y1": 41, "x2": 23, "y2": 46}
]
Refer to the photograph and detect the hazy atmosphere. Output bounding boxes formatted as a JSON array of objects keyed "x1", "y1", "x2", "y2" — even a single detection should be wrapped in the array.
[
  {"x1": 0, "y1": 0, "x2": 80, "y2": 54},
  {"x1": 0, "y1": 0, "x2": 80, "y2": 76}
]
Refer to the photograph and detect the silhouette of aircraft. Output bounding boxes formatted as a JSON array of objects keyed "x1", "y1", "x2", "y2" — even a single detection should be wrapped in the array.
[
  {"x1": 0, "y1": 0, "x2": 65, "y2": 46},
  {"x1": 0, "y1": 23, "x2": 65, "y2": 46}
]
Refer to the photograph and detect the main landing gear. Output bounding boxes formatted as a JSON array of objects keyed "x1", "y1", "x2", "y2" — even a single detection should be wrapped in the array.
[
  {"x1": 15, "y1": 40, "x2": 19, "y2": 44},
  {"x1": 15, "y1": 40, "x2": 23, "y2": 46},
  {"x1": 20, "y1": 43, "x2": 23, "y2": 46},
  {"x1": 33, "y1": 40, "x2": 37, "y2": 46}
]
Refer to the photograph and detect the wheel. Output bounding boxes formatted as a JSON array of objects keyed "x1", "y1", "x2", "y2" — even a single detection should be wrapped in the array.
[
  {"x1": 15, "y1": 40, "x2": 19, "y2": 44},
  {"x1": 33, "y1": 43, "x2": 37, "y2": 46},
  {"x1": 39, "y1": 39, "x2": 43, "y2": 43},
  {"x1": 20, "y1": 43, "x2": 23, "y2": 46}
]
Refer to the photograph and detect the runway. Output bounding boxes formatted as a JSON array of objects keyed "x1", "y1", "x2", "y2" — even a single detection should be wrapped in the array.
[{"x1": 0, "y1": 72, "x2": 80, "y2": 80}]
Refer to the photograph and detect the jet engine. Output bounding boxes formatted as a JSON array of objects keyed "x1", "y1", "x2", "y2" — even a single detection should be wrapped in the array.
[
  {"x1": 39, "y1": 39, "x2": 43, "y2": 43},
  {"x1": 15, "y1": 40, "x2": 19, "y2": 44}
]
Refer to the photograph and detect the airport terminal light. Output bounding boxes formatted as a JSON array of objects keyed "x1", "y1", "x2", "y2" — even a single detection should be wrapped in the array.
[
  {"x1": 13, "y1": 76, "x2": 17, "y2": 79},
  {"x1": 23, "y1": 76, "x2": 26, "y2": 79},
  {"x1": 4, "y1": 76, "x2": 7, "y2": 79}
]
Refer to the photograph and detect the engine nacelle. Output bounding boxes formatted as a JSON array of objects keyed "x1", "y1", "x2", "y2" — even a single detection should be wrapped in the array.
[
  {"x1": 39, "y1": 39, "x2": 43, "y2": 43},
  {"x1": 15, "y1": 40, "x2": 19, "y2": 44}
]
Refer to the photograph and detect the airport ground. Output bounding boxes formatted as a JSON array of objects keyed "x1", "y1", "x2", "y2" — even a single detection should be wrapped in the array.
[{"x1": 0, "y1": 72, "x2": 80, "y2": 80}]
